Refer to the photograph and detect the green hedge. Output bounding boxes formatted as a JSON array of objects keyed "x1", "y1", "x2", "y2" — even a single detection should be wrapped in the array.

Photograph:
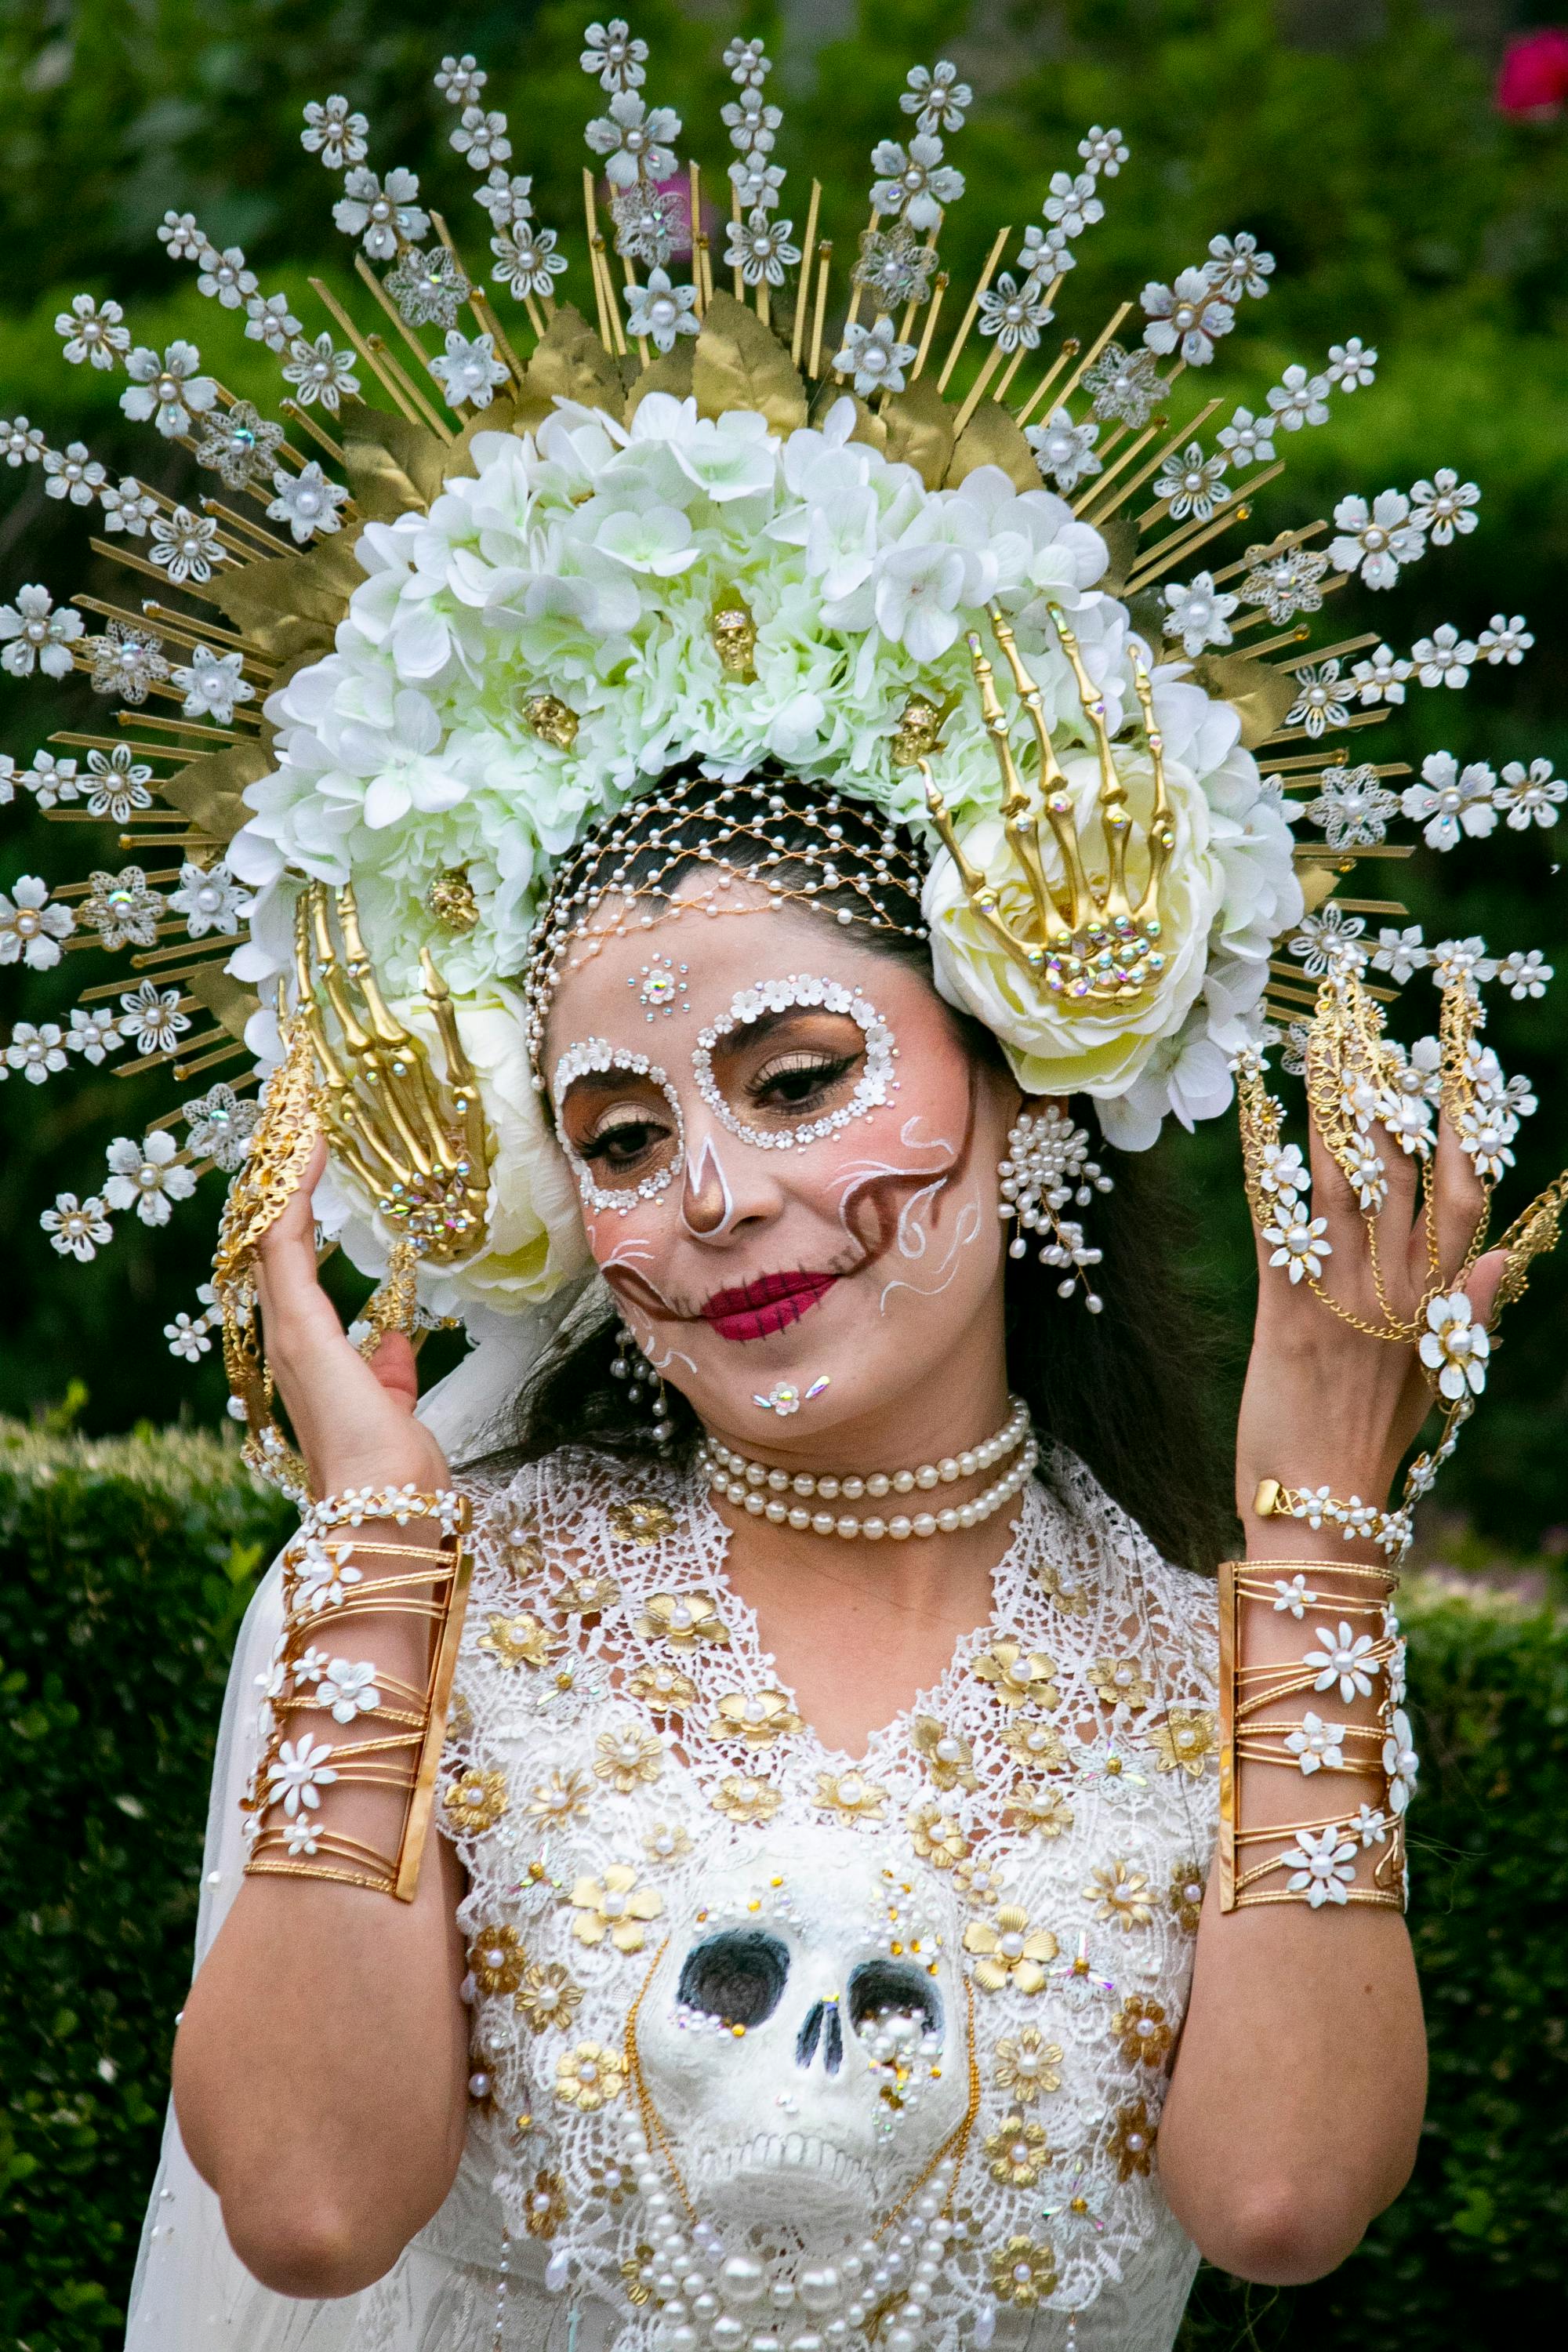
[
  {"x1": 2, "y1": 1423, "x2": 1565, "y2": 2347},
  {"x1": 0, "y1": 1419, "x2": 290, "y2": 2348}
]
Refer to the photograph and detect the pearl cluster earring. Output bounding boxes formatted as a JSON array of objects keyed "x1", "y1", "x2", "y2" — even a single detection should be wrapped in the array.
[
  {"x1": 612, "y1": 1319, "x2": 677, "y2": 1445},
  {"x1": 998, "y1": 1103, "x2": 1115, "y2": 1313}
]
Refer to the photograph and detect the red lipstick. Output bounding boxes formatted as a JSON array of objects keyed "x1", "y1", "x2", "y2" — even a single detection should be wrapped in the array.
[{"x1": 700, "y1": 1269, "x2": 840, "y2": 1343}]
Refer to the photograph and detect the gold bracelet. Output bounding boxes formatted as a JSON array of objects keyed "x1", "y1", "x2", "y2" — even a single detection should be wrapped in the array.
[
  {"x1": 1218, "y1": 1558, "x2": 1411, "y2": 1915},
  {"x1": 1253, "y1": 1479, "x2": 1413, "y2": 1561},
  {"x1": 242, "y1": 1489, "x2": 473, "y2": 1900}
]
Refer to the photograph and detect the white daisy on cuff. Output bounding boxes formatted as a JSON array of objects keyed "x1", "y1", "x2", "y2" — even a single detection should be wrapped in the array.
[
  {"x1": 1303, "y1": 1622, "x2": 1381, "y2": 1703},
  {"x1": 1281, "y1": 1823, "x2": 1358, "y2": 1907}
]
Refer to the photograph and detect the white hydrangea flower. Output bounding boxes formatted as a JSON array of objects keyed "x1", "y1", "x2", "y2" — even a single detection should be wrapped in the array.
[
  {"x1": 1401, "y1": 751, "x2": 1497, "y2": 851},
  {"x1": 43, "y1": 441, "x2": 107, "y2": 504},
  {"x1": 2, "y1": 415, "x2": 47, "y2": 466},
  {"x1": 1160, "y1": 571, "x2": 1237, "y2": 657},
  {"x1": 1418, "y1": 1293, "x2": 1489, "y2": 1400},
  {"x1": 103, "y1": 1131, "x2": 198, "y2": 1226},
  {"x1": 1410, "y1": 623, "x2": 1476, "y2": 689},
  {"x1": 157, "y1": 209, "x2": 205, "y2": 257},
  {"x1": 99, "y1": 476, "x2": 159, "y2": 536},
  {"x1": 1382, "y1": 1711, "x2": 1419, "y2": 1813},
  {"x1": 245, "y1": 291, "x2": 303, "y2": 351},
  {"x1": 66, "y1": 1006, "x2": 127, "y2": 1064}
]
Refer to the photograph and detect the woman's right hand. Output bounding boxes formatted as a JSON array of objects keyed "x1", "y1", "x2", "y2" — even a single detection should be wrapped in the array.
[{"x1": 254, "y1": 1140, "x2": 449, "y2": 1499}]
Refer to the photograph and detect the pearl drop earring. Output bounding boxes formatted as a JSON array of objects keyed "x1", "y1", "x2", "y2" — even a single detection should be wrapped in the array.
[
  {"x1": 612, "y1": 1319, "x2": 677, "y2": 1444},
  {"x1": 998, "y1": 1103, "x2": 1114, "y2": 1313}
]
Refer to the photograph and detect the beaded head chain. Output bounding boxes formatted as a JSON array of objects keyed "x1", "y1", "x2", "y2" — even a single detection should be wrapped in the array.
[{"x1": 521, "y1": 770, "x2": 931, "y2": 1084}]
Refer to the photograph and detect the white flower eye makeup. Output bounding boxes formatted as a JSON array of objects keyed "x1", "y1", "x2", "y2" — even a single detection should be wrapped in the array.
[
  {"x1": 692, "y1": 975, "x2": 898, "y2": 1150},
  {"x1": 553, "y1": 1040, "x2": 685, "y2": 1214}
]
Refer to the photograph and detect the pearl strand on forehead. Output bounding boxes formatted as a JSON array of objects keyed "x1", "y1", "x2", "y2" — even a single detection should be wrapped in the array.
[{"x1": 697, "y1": 1398, "x2": 1036, "y2": 1540}]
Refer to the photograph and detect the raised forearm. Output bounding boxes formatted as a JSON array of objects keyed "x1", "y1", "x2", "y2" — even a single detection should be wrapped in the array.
[
  {"x1": 172, "y1": 1519, "x2": 471, "y2": 2296},
  {"x1": 1159, "y1": 1538, "x2": 1424, "y2": 2279}
]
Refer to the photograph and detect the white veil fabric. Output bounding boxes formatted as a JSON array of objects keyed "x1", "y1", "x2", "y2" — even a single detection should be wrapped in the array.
[{"x1": 123, "y1": 1280, "x2": 601, "y2": 2350}]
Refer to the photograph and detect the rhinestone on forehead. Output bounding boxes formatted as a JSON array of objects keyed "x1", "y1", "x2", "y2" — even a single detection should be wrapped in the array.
[
  {"x1": 693, "y1": 975, "x2": 898, "y2": 1150},
  {"x1": 551, "y1": 1037, "x2": 684, "y2": 1216},
  {"x1": 523, "y1": 775, "x2": 931, "y2": 1087}
]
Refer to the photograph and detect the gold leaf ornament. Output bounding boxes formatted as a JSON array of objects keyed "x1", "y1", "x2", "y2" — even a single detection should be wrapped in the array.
[{"x1": 692, "y1": 290, "x2": 808, "y2": 435}]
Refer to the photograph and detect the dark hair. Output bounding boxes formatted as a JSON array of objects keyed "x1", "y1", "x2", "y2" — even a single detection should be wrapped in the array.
[{"x1": 502, "y1": 768, "x2": 1238, "y2": 1574}]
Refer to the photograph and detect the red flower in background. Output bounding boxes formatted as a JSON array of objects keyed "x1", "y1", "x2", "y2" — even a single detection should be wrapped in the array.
[{"x1": 1497, "y1": 27, "x2": 1568, "y2": 118}]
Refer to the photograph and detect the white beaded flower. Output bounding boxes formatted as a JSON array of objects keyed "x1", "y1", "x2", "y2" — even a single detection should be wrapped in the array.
[
  {"x1": 1281, "y1": 1823, "x2": 1358, "y2": 1907},
  {"x1": 1418, "y1": 1293, "x2": 1490, "y2": 1401},
  {"x1": 1303, "y1": 1623, "x2": 1380, "y2": 1704}
]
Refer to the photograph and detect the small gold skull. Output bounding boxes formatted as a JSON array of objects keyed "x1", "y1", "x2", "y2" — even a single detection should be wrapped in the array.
[
  {"x1": 525, "y1": 694, "x2": 580, "y2": 750},
  {"x1": 426, "y1": 867, "x2": 481, "y2": 933},
  {"x1": 710, "y1": 597, "x2": 757, "y2": 681},
  {"x1": 890, "y1": 696, "x2": 946, "y2": 767}
]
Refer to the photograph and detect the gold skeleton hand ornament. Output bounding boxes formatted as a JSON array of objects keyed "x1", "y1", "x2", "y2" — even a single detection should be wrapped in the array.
[
  {"x1": 210, "y1": 884, "x2": 493, "y2": 1494},
  {"x1": 913, "y1": 604, "x2": 1176, "y2": 1009}
]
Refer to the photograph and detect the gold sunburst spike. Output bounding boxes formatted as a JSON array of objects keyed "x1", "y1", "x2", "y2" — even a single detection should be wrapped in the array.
[{"x1": 936, "y1": 224, "x2": 1011, "y2": 395}]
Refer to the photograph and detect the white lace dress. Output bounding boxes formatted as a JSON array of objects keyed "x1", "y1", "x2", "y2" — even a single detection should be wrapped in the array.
[
  {"x1": 125, "y1": 1440, "x2": 1219, "y2": 2352},
  {"x1": 400, "y1": 1442, "x2": 1221, "y2": 2352}
]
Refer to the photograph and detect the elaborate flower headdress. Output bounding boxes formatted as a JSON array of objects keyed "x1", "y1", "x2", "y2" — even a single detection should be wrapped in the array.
[{"x1": 2, "y1": 19, "x2": 1563, "y2": 1487}]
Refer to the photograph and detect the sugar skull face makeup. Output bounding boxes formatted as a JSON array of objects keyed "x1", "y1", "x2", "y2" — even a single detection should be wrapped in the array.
[{"x1": 546, "y1": 882, "x2": 1019, "y2": 1446}]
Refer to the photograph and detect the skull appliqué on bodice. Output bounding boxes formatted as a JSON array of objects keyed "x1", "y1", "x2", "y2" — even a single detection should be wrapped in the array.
[{"x1": 437, "y1": 1446, "x2": 1220, "y2": 2352}]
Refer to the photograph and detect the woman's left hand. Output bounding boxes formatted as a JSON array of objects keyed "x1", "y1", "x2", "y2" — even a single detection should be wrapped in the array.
[{"x1": 1234, "y1": 1104, "x2": 1508, "y2": 1550}]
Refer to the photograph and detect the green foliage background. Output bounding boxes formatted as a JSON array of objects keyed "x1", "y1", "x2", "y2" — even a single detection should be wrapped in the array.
[{"x1": 2, "y1": 1421, "x2": 1565, "y2": 2347}]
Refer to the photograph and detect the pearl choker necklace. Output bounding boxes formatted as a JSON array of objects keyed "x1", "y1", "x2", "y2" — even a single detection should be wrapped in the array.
[{"x1": 698, "y1": 1398, "x2": 1036, "y2": 1541}]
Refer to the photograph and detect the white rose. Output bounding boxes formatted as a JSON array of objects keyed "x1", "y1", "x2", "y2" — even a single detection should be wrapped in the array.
[{"x1": 923, "y1": 743, "x2": 1228, "y2": 1103}]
